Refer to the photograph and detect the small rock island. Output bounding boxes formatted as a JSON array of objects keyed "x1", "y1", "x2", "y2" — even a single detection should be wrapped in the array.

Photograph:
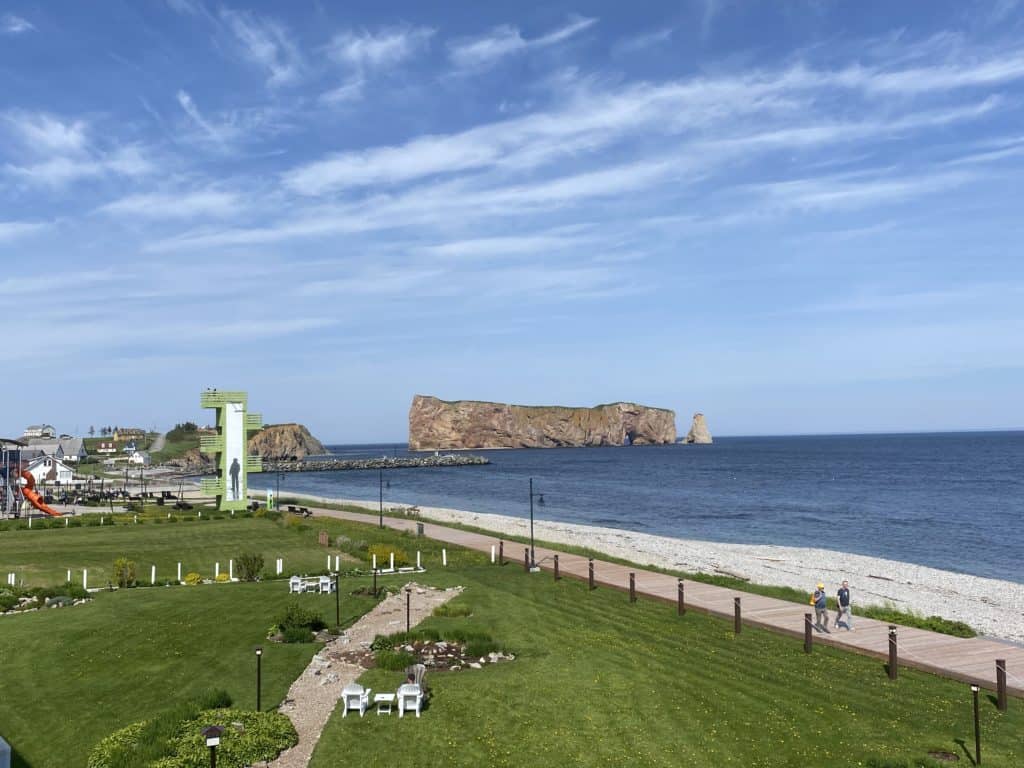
[
  {"x1": 684, "y1": 413, "x2": 713, "y2": 444},
  {"x1": 408, "y1": 395, "x2": 677, "y2": 450}
]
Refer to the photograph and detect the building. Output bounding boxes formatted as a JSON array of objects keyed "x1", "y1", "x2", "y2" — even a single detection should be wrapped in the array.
[
  {"x1": 25, "y1": 455, "x2": 75, "y2": 486},
  {"x1": 25, "y1": 436, "x2": 87, "y2": 463},
  {"x1": 113, "y1": 428, "x2": 146, "y2": 442},
  {"x1": 22, "y1": 424, "x2": 56, "y2": 440},
  {"x1": 122, "y1": 440, "x2": 138, "y2": 454},
  {"x1": 96, "y1": 441, "x2": 117, "y2": 454},
  {"x1": 128, "y1": 450, "x2": 151, "y2": 466}
]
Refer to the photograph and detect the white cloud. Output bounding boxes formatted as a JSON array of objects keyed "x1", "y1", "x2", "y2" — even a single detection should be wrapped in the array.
[
  {"x1": 747, "y1": 170, "x2": 976, "y2": 212},
  {"x1": 220, "y1": 9, "x2": 302, "y2": 87},
  {"x1": 3, "y1": 111, "x2": 88, "y2": 153},
  {"x1": 319, "y1": 79, "x2": 365, "y2": 106},
  {"x1": 328, "y1": 26, "x2": 434, "y2": 70},
  {"x1": 0, "y1": 220, "x2": 46, "y2": 242},
  {"x1": 448, "y1": 16, "x2": 597, "y2": 71},
  {"x1": 176, "y1": 90, "x2": 220, "y2": 140},
  {"x1": 1, "y1": 14, "x2": 33, "y2": 34},
  {"x1": 98, "y1": 190, "x2": 240, "y2": 219}
]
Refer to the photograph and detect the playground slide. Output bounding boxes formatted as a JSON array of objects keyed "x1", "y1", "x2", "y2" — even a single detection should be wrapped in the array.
[{"x1": 19, "y1": 470, "x2": 61, "y2": 517}]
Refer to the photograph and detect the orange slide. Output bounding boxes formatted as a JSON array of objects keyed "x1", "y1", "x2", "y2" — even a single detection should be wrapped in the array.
[{"x1": 19, "y1": 470, "x2": 62, "y2": 516}]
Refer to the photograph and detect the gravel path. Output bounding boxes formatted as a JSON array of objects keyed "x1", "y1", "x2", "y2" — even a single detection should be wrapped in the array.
[{"x1": 261, "y1": 582, "x2": 462, "y2": 768}]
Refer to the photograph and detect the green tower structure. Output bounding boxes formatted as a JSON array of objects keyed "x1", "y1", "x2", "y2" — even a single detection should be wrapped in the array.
[{"x1": 199, "y1": 389, "x2": 263, "y2": 512}]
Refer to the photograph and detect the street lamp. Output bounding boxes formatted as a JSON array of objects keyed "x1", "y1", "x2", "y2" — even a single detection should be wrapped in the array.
[
  {"x1": 202, "y1": 725, "x2": 223, "y2": 768},
  {"x1": 378, "y1": 466, "x2": 384, "y2": 528},
  {"x1": 527, "y1": 478, "x2": 544, "y2": 571},
  {"x1": 255, "y1": 647, "x2": 263, "y2": 711},
  {"x1": 406, "y1": 587, "x2": 411, "y2": 632},
  {"x1": 334, "y1": 572, "x2": 340, "y2": 627},
  {"x1": 971, "y1": 684, "x2": 981, "y2": 766},
  {"x1": 275, "y1": 471, "x2": 285, "y2": 509}
]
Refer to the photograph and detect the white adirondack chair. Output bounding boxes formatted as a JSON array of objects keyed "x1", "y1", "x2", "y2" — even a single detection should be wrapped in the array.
[
  {"x1": 397, "y1": 683, "x2": 422, "y2": 718},
  {"x1": 341, "y1": 684, "x2": 371, "y2": 717}
]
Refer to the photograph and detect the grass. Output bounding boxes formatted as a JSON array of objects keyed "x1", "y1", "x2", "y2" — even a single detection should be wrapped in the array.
[
  {"x1": 2, "y1": 515, "x2": 1019, "y2": 767},
  {"x1": 311, "y1": 561, "x2": 1023, "y2": 768}
]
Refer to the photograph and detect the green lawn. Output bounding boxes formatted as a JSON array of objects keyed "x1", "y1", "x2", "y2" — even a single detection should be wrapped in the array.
[
  {"x1": 311, "y1": 563, "x2": 1024, "y2": 768},
  {"x1": 2, "y1": 516, "x2": 1020, "y2": 768}
]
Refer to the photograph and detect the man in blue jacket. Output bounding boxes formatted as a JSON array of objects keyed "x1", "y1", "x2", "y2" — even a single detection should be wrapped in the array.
[
  {"x1": 813, "y1": 583, "x2": 829, "y2": 633},
  {"x1": 835, "y1": 580, "x2": 853, "y2": 630}
]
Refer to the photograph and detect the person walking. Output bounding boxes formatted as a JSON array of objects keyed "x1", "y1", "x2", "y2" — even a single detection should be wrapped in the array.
[
  {"x1": 812, "y1": 582, "x2": 830, "y2": 632},
  {"x1": 835, "y1": 580, "x2": 853, "y2": 630}
]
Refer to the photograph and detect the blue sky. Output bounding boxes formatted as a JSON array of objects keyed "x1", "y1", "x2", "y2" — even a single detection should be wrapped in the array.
[{"x1": 2, "y1": 1, "x2": 1023, "y2": 442}]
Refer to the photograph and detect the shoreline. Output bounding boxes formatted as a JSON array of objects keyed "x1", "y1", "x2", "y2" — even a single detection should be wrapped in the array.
[{"x1": 282, "y1": 491, "x2": 1024, "y2": 645}]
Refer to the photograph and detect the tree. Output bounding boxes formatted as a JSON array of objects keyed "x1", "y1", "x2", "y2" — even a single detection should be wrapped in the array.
[{"x1": 88, "y1": 426, "x2": 95, "y2": 437}]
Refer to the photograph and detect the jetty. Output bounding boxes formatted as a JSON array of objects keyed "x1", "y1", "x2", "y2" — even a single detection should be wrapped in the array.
[{"x1": 260, "y1": 454, "x2": 489, "y2": 473}]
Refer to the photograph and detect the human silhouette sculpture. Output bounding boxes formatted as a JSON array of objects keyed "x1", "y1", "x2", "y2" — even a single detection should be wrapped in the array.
[{"x1": 229, "y1": 458, "x2": 241, "y2": 500}]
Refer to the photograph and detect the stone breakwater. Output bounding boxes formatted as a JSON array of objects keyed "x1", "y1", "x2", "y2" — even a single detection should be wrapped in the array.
[{"x1": 261, "y1": 454, "x2": 490, "y2": 473}]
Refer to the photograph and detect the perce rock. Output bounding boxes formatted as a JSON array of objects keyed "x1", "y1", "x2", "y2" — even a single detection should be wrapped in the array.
[
  {"x1": 408, "y1": 395, "x2": 676, "y2": 450},
  {"x1": 684, "y1": 413, "x2": 713, "y2": 444}
]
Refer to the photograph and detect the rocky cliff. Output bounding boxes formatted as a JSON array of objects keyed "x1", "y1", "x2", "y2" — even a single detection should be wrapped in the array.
[
  {"x1": 684, "y1": 413, "x2": 713, "y2": 444},
  {"x1": 249, "y1": 423, "x2": 327, "y2": 459},
  {"x1": 408, "y1": 395, "x2": 676, "y2": 450}
]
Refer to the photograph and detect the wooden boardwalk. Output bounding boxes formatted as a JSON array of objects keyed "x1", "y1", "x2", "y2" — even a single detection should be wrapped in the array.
[{"x1": 314, "y1": 506, "x2": 1024, "y2": 698}]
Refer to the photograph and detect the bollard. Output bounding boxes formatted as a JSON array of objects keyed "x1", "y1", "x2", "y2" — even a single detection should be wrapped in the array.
[
  {"x1": 804, "y1": 613, "x2": 813, "y2": 653},
  {"x1": 996, "y1": 659, "x2": 1007, "y2": 712},
  {"x1": 553, "y1": 554, "x2": 560, "y2": 580},
  {"x1": 524, "y1": 547, "x2": 530, "y2": 573},
  {"x1": 327, "y1": 554, "x2": 331, "y2": 570},
  {"x1": 372, "y1": 554, "x2": 377, "y2": 571},
  {"x1": 442, "y1": 548, "x2": 447, "y2": 567},
  {"x1": 888, "y1": 626, "x2": 898, "y2": 680},
  {"x1": 229, "y1": 560, "x2": 233, "y2": 580},
  {"x1": 629, "y1": 573, "x2": 636, "y2": 603},
  {"x1": 416, "y1": 551, "x2": 421, "y2": 570},
  {"x1": 390, "y1": 552, "x2": 394, "y2": 571},
  {"x1": 499, "y1": 540, "x2": 504, "y2": 565},
  {"x1": 490, "y1": 545, "x2": 496, "y2": 564},
  {"x1": 177, "y1": 562, "x2": 182, "y2": 582},
  {"x1": 678, "y1": 580, "x2": 685, "y2": 616},
  {"x1": 151, "y1": 565, "x2": 156, "y2": 585},
  {"x1": 335, "y1": 555, "x2": 340, "y2": 571},
  {"x1": 734, "y1": 597, "x2": 742, "y2": 635},
  {"x1": 67, "y1": 568, "x2": 71, "y2": 584},
  {"x1": 588, "y1": 558, "x2": 595, "y2": 590},
  {"x1": 83, "y1": 569, "x2": 88, "y2": 591},
  {"x1": 215, "y1": 562, "x2": 220, "y2": 579}
]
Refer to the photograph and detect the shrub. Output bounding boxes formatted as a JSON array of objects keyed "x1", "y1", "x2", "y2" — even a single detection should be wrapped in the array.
[
  {"x1": 366, "y1": 543, "x2": 409, "y2": 567},
  {"x1": 465, "y1": 638, "x2": 500, "y2": 657},
  {"x1": 375, "y1": 649, "x2": 416, "y2": 670},
  {"x1": 284, "y1": 516, "x2": 305, "y2": 530},
  {"x1": 60, "y1": 582, "x2": 89, "y2": 600},
  {"x1": 859, "y1": 602, "x2": 976, "y2": 638},
  {"x1": 277, "y1": 602, "x2": 326, "y2": 632},
  {"x1": 0, "y1": 593, "x2": 18, "y2": 612},
  {"x1": 281, "y1": 626, "x2": 314, "y2": 643},
  {"x1": 113, "y1": 557, "x2": 137, "y2": 588},
  {"x1": 215, "y1": 573, "x2": 230, "y2": 582},
  {"x1": 236, "y1": 552, "x2": 265, "y2": 582},
  {"x1": 184, "y1": 572, "x2": 203, "y2": 586}
]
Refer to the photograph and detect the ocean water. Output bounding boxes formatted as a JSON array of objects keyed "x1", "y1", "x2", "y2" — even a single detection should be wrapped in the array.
[{"x1": 249, "y1": 432, "x2": 1024, "y2": 584}]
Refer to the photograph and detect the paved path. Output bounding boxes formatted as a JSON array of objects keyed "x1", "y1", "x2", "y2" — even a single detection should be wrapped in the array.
[
  {"x1": 310, "y1": 506, "x2": 1024, "y2": 698},
  {"x1": 267, "y1": 583, "x2": 461, "y2": 768}
]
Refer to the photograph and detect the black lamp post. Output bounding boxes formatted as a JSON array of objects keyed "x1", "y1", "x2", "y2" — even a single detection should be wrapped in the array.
[
  {"x1": 406, "y1": 587, "x2": 411, "y2": 632},
  {"x1": 527, "y1": 478, "x2": 544, "y2": 570},
  {"x1": 971, "y1": 684, "x2": 981, "y2": 765},
  {"x1": 202, "y1": 725, "x2": 223, "y2": 768},
  {"x1": 334, "y1": 572, "x2": 340, "y2": 627},
  {"x1": 255, "y1": 647, "x2": 263, "y2": 711},
  {"x1": 378, "y1": 467, "x2": 384, "y2": 528}
]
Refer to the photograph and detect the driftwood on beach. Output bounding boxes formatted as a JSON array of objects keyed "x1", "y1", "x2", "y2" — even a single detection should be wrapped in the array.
[{"x1": 260, "y1": 454, "x2": 490, "y2": 473}]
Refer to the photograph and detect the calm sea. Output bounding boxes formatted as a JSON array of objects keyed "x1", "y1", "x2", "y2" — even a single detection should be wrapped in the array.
[{"x1": 249, "y1": 432, "x2": 1024, "y2": 584}]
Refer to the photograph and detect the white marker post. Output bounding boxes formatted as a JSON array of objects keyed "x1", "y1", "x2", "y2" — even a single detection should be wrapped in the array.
[
  {"x1": 490, "y1": 545, "x2": 496, "y2": 563},
  {"x1": 327, "y1": 554, "x2": 331, "y2": 570},
  {"x1": 214, "y1": 562, "x2": 220, "y2": 579},
  {"x1": 229, "y1": 559, "x2": 234, "y2": 580},
  {"x1": 177, "y1": 562, "x2": 182, "y2": 582},
  {"x1": 389, "y1": 552, "x2": 394, "y2": 571},
  {"x1": 198, "y1": 510, "x2": 202, "y2": 519},
  {"x1": 151, "y1": 565, "x2": 156, "y2": 585},
  {"x1": 416, "y1": 551, "x2": 421, "y2": 570},
  {"x1": 66, "y1": 568, "x2": 71, "y2": 583},
  {"x1": 276, "y1": 558, "x2": 283, "y2": 576},
  {"x1": 65, "y1": 517, "x2": 69, "y2": 527},
  {"x1": 334, "y1": 555, "x2": 340, "y2": 571},
  {"x1": 83, "y1": 569, "x2": 88, "y2": 590},
  {"x1": 442, "y1": 548, "x2": 447, "y2": 567},
  {"x1": 372, "y1": 554, "x2": 377, "y2": 571}
]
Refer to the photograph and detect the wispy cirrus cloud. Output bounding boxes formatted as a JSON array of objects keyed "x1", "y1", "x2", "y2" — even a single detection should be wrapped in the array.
[
  {"x1": 220, "y1": 8, "x2": 302, "y2": 87},
  {"x1": 1, "y1": 14, "x2": 33, "y2": 34},
  {"x1": 98, "y1": 189, "x2": 241, "y2": 219},
  {"x1": 0, "y1": 220, "x2": 47, "y2": 242},
  {"x1": 448, "y1": 15, "x2": 597, "y2": 71},
  {"x1": 328, "y1": 26, "x2": 434, "y2": 70}
]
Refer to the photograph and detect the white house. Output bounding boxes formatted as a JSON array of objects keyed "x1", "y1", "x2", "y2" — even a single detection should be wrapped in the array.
[
  {"x1": 22, "y1": 424, "x2": 56, "y2": 439},
  {"x1": 26, "y1": 437, "x2": 87, "y2": 463},
  {"x1": 96, "y1": 441, "x2": 116, "y2": 454},
  {"x1": 128, "y1": 450, "x2": 151, "y2": 466},
  {"x1": 25, "y1": 456, "x2": 75, "y2": 486}
]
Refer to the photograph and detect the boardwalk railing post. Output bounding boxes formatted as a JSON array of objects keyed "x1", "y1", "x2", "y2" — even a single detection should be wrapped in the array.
[
  {"x1": 588, "y1": 558, "x2": 595, "y2": 591},
  {"x1": 996, "y1": 659, "x2": 1007, "y2": 712},
  {"x1": 629, "y1": 573, "x2": 636, "y2": 603},
  {"x1": 678, "y1": 579, "x2": 685, "y2": 616},
  {"x1": 499, "y1": 540, "x2": 504, "y2": 565},
  {"x1": 553, "y1": 555, "x2": 560, "y2": 581},
  {"x1": 888, "y1": 626, "x2": 898, "y2": 680},
  {"x1": 734, "y1": 597, "x2": 741, "y2": 635},
  {"x1": 524, "y1": 547, "x2": 530, "y2": 573},
  {"x1": 804, "y1": 613, "x2": 813, "y2": 653}
]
